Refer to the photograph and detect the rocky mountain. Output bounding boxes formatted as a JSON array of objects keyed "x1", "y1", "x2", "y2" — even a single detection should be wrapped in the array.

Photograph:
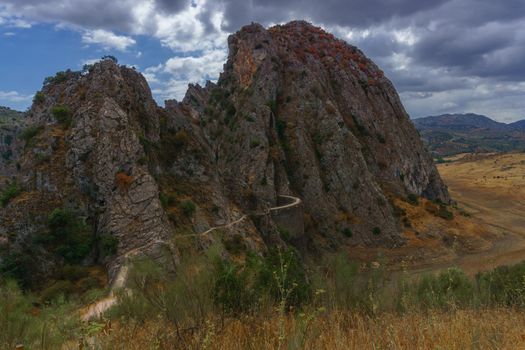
[
  {"x1": 414, "y1": 113, "x2": 525, "y2": 156},
  {"x1": 0, "y1": 21, "x2": 449, "y2": 288},
  {"x1": 0, "y1": 106, "x2": 26, "y2": 180}
]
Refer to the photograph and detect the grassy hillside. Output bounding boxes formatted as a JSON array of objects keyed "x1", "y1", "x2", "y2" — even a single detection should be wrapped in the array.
[
  {"x1": 5, "y1": 253, "x2": 525, "y2": 349},
  {"x1": 414, "y1": 113, "x2": 525, "y2": 156}
]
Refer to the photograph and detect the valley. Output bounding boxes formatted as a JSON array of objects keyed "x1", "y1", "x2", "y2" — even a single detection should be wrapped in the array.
[{"x1": 434, "y1": 152, "x2": 525, "y2": 274}]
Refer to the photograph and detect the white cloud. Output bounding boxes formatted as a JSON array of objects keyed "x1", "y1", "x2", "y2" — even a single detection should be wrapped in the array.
[
  {"x1": 145, "y1": 48, "x2": 227, "y2": 102},
  {"x1": 82, "y1": 29, "x2": 136, "y2": 51},
  {"x1": 81, "y1": 58, "x2": 101, "y2": 66},
  {"x1": 0, "y1": 90, "x2": 33, "y2": 102}
]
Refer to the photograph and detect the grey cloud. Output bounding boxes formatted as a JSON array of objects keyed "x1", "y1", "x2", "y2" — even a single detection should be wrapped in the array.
[
  {"x1": 154, "y1": 0, "x2": 191, "y2": 14},
  {"x1": 1, "y1": 0, "x2": 138, "y2": 32},
  {"x1": 1, "y1": 0, "x2": 525, "y2": 120}
]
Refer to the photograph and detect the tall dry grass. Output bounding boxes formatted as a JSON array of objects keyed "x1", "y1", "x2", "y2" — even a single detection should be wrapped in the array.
[{"x1": 92, "y1": 308, "x2": 525, "y2": 349}]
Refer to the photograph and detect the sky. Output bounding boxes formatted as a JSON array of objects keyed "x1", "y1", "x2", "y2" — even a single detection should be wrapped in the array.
[{"x1": 0, "y1": 0, "x2": 524, "y2": 121}]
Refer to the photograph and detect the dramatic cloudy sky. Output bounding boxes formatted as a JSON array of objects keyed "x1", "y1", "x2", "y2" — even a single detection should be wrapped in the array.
[{"x1": 0, "y1": 0, "x2": 524, "y2": 121}]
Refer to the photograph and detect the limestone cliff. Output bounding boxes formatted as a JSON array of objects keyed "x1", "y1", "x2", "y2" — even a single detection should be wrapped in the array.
[{"x1": 0, "y1": 22, "x2": 449, "y2": 287}]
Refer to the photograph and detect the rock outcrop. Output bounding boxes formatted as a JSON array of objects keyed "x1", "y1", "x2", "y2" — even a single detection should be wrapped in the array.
[
  {"x1": 0, "y1": 22, "x2": 449, "y2": 287},
  {"x1": 0, "y1": 106, "x2": 26, "y2": 179}
]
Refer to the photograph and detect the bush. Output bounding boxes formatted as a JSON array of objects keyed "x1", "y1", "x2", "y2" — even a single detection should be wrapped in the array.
[
  {"x1": 278, "y1": 226, "x2": 291, "y2": 241},
  {"x1": 98, "y1": 233, "x2": 119, "y2": 257},
  {"x1": 222, "y1": 234, "x2": 246, "y2": 254},
  {"x1": 52, "y1": 105, "x2": 71, "y2": 127},
  {"x1": 407, "y1": 193, "x2": 419, "y2": 206},
  {"x1": 250, "y1": 139, "x2": 261, "y2": 148},
  {"x1": 101, "y1": 55, "x2": 118, "y2": 63},
  {"x1": 0, "y1": 182, "x2": 20, "y2": 207},
  {"x1": 110, "y1": 252, "x2": 216, "y2": 328},
  {"x1": 159, "y1": 192, "x2": 177, "y2": 208},
  {"x1": 276, "y1": 119, "x2": 287, "y2": 139},
  {"x1": 0, "y1": 280, "x2": 34, "y2": 348},
  {"x1": 437, "y1": 205, "x2": 454, "y2": 220},
  {"x1": 413, "y1": 268, "x2": 474, "y2": 310},
  {"x1": 179, "y1": 200, "x2": 196, "y2": 217},
  {"x1": 0, "y1": 280, "x2": 81, "y2": 349},
  {"x1": 21, "y1": 125, "x2": 44, "y2": 146},
  {"x1": 213, "y1": 260, "x2": 249, "y2": 314},
  {"x1": 342, "y1": 228, "x2": 352, "y2": 238},
  {"x1": 476, "y1": 262, "x2": 525, "y2": 307},
  {"x1": 266, "y1": 100, "x2": 278, "y2": 115},
  {"x1": 44, "y1": 71, "x2": 69, "y2": 86},
  {"x1": 40, "y1": 280, "x2": 75, "y2": 303},
  {"x1": 372, "y1": 227, "x2": 381, "y2": 235},
  {"x1": 42, "y1": 208, "x2": 94, "y2": 264},
  {"x1": 0, "y1": 250, "x2": 34, "y2": 288},
  {"x1": 33, "y1": 91, "x2": 45, "y2": 104}
]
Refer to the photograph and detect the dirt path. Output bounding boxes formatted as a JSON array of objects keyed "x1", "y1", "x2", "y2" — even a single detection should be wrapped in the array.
[{"x1": 82, "y1": 194, "x2": 302, "y2": 320}]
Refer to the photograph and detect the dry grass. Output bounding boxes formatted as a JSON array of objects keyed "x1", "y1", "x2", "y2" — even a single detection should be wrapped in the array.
[
  {"x1": 438, "y1": 152, "x2": 525, "y2": 235},
  {"x1": 91, "y1": 308, "x2": 525, "y2": 349}
]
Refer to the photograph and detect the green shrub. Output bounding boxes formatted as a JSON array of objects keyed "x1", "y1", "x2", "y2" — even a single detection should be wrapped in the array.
[
  {"x1": 159, "y1": 192, "x2": 178, "y2": 208},
  {"x1": 110, "y1": 253, "x2": 216, "y2": 328},
  {"x1": 342, "y1": 228, "x2": 353, "y2": 238},
  {"x1": 0, "y1": 280, "x2": 34, "y2": 348},
  {"x1": 52, "y1": 105, "x2": 71, "y2": 127},
  {"x1": 98, "y1": 233, "x2": 119, "y2": 257},
  {"x1": 0, "y1": 250, "x2": 34, "y2": 288},
  {"x1": 213, "y1": 259, "x2": 249, "y2": 314},
  {"x1": 0, "y1": 280, "x2": 82, "y2": 349},
  {"x1": 179, "y1": 200, "x2": 196, "y2": 217},
  {"x1": 0, "y1": 182, "x2": 20, "y2": 207},
  {"x1": 101, "y1": 55, "x2": 118, "y2": 63},
  {"x1": 476, "y1": 262, "x2": 525, "y2": 307},
  {"x1": 223, "y1": 234, "x2": 246, "y2": 254},
  {"x1": 437, "y1": 205, "x2": 454, "y2": 220},
  {"x1": 21, "y1": 125, "x2": 44, "y2": 146},
  {"x1": 33, "y1": 91, "x2": 45, "y2": 104},
  {"x1": 256, "y1": 248, "x2": 311, "y2": 308},
  {"x1": 266, "y1": 100, "x2": 277, "y2": 115},
  {"x1": 40, "y1": 280, "x2": 75, "y2": 303},
  {"x1": 276, "y1": 119, "x2": 287, "y2": 140},
  {"x1": 44, "y1": 71, "x2": 68, "y2": 85},
  {"x1": 41, "y1": 208, "x2": 94, "y2": 264},
  {"x1": 250, "y1": 139, "x2": 261, "y2": 148},
  {"x1": 59, "y1": 265, "x2": 90, "y2": 281},
  {"x1": 407, "y1": 193, "x2": 419, "y2": 205},
  {"x1": 372, "y1": 227, "x2": 381, "y2": 235},
  {"x1": 414, "y1": 268, "x2": 474, "y2": 310},
  {"x1": 278, "y1": 226, "x2": 291, "y2": 241}
]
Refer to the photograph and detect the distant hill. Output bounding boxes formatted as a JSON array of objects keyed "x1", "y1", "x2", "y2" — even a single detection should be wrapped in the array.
[
  {"x1": 509, "y1": 119, "x2": 525, "y2": 131},
  {"x1": 0, "y1": 106, "x2": 25, "y2": 124},
  {"x1": 413, "y1": 113, "x2": 525, "y2": 156}
]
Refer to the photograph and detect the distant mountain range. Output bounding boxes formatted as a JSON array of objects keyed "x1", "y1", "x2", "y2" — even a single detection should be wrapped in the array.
[
  {"x1": 0, "y1": 106, "x2": 25, "y2": 124},
  {"x1": 413, "y1": 113, "x2": 525, "y2": 156}
]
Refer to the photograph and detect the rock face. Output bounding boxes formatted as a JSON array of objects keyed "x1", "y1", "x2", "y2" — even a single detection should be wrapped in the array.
[
  {"x1": 0, "y1": 22, "x2": 449, "y2": 286},
  {"x1": 199, "y1": 21, "x2": 449, "y2": 247},
  {"x1": 0, "y1": 106, "x2": 26, "y2": 179}
]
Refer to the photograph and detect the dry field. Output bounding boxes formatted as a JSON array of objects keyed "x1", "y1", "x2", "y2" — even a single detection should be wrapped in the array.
[
  {"x1": 90, "y1": 309, "x2": 525, "y2": 349},
  {"x1": 435, "y1": 152, "x2": 525, "y2": 273}
]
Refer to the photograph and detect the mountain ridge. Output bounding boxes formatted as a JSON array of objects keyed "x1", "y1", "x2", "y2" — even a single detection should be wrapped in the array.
[
  {"x1": 0, "y1": 21, "x2": 449, "y2": 288},
  {"x1": 414, "y1": 113, "x2": 525, "y2": 156}
]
